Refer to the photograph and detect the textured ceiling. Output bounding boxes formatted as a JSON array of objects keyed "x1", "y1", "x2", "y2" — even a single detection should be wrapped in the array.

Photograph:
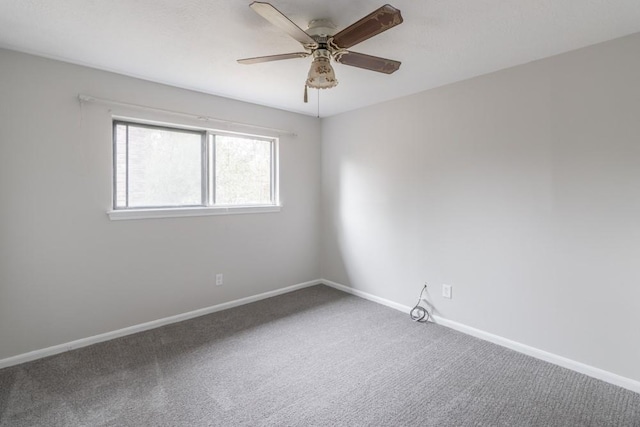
[{"x1": 1, "y1": 0, "x2": 640, "y2": 117}]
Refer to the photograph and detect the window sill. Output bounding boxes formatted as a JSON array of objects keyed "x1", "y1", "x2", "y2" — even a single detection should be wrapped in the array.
[{"x1": 107, "y1": 205, "x2": 281, "y2": 221}]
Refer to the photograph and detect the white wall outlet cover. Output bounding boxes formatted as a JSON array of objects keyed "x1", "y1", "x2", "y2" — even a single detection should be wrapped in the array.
[
  {"x1": 442, "y1": 284, "x2": 452, "y2": 299},
  {"x1": 215, "y1": 274, "x2": 223, "y2": 286}
]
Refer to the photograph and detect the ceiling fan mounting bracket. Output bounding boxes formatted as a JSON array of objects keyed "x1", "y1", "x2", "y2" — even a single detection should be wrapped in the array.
[
  {"x1": 327, "y1": 38, "x2": 346, "y2": 56},
  {"x1": 306, "y1": 19, "x2": 337, "y2": 38}
]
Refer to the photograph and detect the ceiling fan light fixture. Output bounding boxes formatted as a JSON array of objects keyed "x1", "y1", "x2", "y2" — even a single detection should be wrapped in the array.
[{"x1": 306, "y1": 52, "x2": 338, "y2": 89}]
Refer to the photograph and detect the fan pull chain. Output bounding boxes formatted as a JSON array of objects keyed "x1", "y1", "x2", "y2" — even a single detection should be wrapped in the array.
[{"x1": 304, "y1": 85, "x2": 308, "y2": 103}]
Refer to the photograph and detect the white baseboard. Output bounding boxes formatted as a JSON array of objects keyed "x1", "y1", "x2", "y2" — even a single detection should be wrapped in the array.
[
  {"x1": 321, "y1": 278, "x2": 640, "y2": 395},
  {"x1": 4, "y1": 277, "x2": 639, "y2": 395},
  {"x1": 323, "y1": 279, "x2": 413, "y2": 313},
  {"x1": 0, "y1": 279, "x2": 321, "y2": 370}
]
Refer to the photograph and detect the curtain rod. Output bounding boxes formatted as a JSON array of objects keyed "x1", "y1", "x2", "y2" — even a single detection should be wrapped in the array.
[{"x1": 77, "y1": 94, "x2": 296, "y2": 137}]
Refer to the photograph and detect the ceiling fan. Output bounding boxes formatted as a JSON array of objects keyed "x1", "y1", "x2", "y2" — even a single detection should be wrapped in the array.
[{"x1": 237, "y1": 2, "x2": 403, "y2": 102}]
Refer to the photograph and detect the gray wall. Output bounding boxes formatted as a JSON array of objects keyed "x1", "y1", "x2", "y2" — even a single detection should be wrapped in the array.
[
  {"x1": 2, "y1": 32, "x2": 640, "y2": 384},
  {"x1": 0, "y1": 49, "x2": 321, "y2": 360},
  {"x1": 321, "y1": 33, "x2": 640, "y2": 382}
]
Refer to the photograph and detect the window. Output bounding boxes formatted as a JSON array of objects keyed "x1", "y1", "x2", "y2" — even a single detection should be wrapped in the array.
[{"x1": 111, "y1": 120, "x2": 278, "y2": 219}]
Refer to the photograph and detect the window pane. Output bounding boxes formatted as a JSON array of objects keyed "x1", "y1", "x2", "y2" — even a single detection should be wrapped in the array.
[
  {"x1": 114, "y1": 124, "x2": 127, "y2": 208},
  {"x1": 125, "y1": 124, "x2": 202, "y2": 207},
  {"x1": 215, "y1": 136, "x2": 272, "y2": 205}
]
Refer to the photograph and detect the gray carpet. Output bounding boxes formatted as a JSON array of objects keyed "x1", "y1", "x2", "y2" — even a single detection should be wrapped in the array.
[{"x1": 1, "y1": 285, "x2": 639, "y2": 426}]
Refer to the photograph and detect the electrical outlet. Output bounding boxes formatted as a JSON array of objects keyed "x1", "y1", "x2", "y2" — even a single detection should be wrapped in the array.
[
  {"x1": 215, "y1": 273, "x2": 223, "y2": 286},
  {"x1": 442, "y1": 284, "x2": 452, "y2": 299}
]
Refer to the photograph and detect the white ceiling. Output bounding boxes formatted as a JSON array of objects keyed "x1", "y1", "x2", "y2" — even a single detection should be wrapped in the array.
[{"x1": 1, "y1": 1, "x2": 640, "y2": 117}]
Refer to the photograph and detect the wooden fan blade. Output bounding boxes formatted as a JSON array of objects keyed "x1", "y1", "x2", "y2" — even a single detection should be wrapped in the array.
[
  {"x1": 237, "y1": 52, "x2": 310, "y2": 64},
  {"x1": 249, "y1": 2, "x2": 317, "y2": 48},
  {"x1": 331, "y1": 4, "x2": 403, "y2": 49},
  {"x1": 334, "y1": 51, "x2": 401, "y2": 74}
]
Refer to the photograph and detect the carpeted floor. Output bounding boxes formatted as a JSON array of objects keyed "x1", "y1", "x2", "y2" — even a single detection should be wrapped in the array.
[{"x1": 1, "y1": 285, "x2": 639, "y2": 426}]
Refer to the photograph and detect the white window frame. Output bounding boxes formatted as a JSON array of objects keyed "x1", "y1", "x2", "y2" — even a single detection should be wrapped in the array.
[{"x1": 108, "y1": 119, "x2": 280, "y2": 221}]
